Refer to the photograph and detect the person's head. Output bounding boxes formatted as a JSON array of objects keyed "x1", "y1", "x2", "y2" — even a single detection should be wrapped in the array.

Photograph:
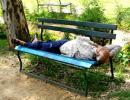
[{"x1": 96, "y1": 46, "x2": 110, "y2": 64}]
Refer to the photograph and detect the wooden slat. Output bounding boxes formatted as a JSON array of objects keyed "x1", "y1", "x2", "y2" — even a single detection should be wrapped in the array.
[
  {"x1": 37, "y1": 24, "x2": 116, "y2": 39},
  {"x1": 38, "y1": 18, "x2": 117, "y2": 30}
]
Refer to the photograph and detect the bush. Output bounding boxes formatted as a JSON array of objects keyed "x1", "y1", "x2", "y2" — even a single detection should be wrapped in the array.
[
  {"x1": 42, "y1": 31, "x2": 60, "y2": 41},
  {"x1": 116, "y1": 5, "x2": 130, "y2": 31},
  {"x1": 115, "y1": 43, "x2": 130, "y2": 78},
  {"x1": 0, "y1": 24, "x2": 6, "y2": 39},
  {"x1": 78, "y1": 0, "x2": 108, "y2": 45},
  {"x1": 25, "y1": 9, "x2": 47, "y2": 23},
  {"x1": 25, "y1": 8, "x2": 77, "y2": 24},
  {"x1": 118, "y1": 43, "x2": 130, "y2": 67},
  {"x1": 79, "y1": 0, "x2": 106, "y2": 23}
]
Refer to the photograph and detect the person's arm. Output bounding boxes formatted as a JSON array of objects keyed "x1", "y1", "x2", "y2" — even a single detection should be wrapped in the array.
[
  {"x1": 88, "y1": 40, "x2": 99, "y2": 47},
  {"x1": 105, "y1": 45, "x2": 122, "y2": 57}
]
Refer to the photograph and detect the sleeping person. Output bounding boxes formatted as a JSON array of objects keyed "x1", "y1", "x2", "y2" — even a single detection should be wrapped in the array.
[{"x1": 11, "y1": 36, "x2": 121, "y2": 64}]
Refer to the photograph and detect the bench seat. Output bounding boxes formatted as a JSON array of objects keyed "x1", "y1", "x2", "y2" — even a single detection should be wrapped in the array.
[{"x1": 15, "y1": 45, "x2": 96, "y2": 69}]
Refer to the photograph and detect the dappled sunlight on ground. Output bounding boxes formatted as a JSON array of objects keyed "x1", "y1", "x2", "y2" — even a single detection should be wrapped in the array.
[
  {"x1": 113, "y1": 30, "x2": 130, "y2": 47},
  {"x1": 0, "y1": 51, "x2": 88, "y2": 100}
]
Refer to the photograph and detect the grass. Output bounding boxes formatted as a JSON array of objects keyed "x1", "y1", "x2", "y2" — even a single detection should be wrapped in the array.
[
  {"x1": 22, "y1": 55, "x2": 124, "y2": 97},
  {"x1": 0, "y1": 39, "x2": 8, "y2": 49},
  {"x1": 108, "y1": 90, "x2": 130, "y2": 100},
  {"x1": 0, "y1": 38, "x2": 15, "y2": 56}
]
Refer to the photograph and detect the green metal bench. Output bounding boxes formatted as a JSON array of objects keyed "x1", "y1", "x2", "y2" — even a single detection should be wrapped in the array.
[{"x1": 15, "y1": 18, "x2": 117, "y2": 96}]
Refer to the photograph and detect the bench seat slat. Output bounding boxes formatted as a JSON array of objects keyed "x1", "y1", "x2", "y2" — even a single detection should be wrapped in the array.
[
  {"x1": 38, "y1": 18, "x2": 117, "y2": 30},
  {"x1": 15, "y1": 46, "x2": 96, "y2": 69},
  {"x1": 38, "y1": 24, "x2": 116, "y2": 39}
]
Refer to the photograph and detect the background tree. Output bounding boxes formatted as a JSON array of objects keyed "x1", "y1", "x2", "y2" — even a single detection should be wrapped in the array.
[{"x1": 0, "y1": 0, "x2": 30, "y2": 44}]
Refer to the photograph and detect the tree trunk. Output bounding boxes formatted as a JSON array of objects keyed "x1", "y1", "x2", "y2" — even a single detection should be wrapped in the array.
[{"x1": 0, "y1": 0, "x2": 30, "y2": 42}]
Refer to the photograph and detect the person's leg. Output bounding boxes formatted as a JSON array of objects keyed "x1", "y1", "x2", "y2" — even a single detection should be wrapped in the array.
[
  {"x1": 24, "y1": 41, "x2": 42, "y2": 49},
  {"x1": 11, "y1": 38, "x2": 40, "y2": 50},
  {"x1": 12, "y1": 38, "x2": 26, "y2": 45},
  {"x1": 51, "y1": 40, "x2": 68, "y2": 48},
  {"x1": 12, "y1": 38, "x2": 68, "y2": 53},
  {"x1": 9, "y1": 36, "x2": 42, "y2": 51},
  {"x1": 105, "y1": 45, "x2": 122, "y2": 57},
  {"x1": 40, "y1": 40, "x2": 68, "y2": 53}
]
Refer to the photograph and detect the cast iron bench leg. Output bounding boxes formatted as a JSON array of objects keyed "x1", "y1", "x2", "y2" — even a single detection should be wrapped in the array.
[
  {"x1": 17, "y1": 51, "x2": 22, "y2": 71},
  {"x1": 109, "y1": 58, "x2": 114, "y2": 79},
  {"x1": 82, "y1": 69, "x2": 88, "y2": 96}
]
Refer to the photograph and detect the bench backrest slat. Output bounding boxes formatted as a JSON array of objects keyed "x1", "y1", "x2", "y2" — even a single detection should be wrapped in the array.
[
  {"x1": 38, "y1": 18, "x2": 117, "y2": 30},
  {"x1": 38, "y1": 24, "x2": 116, "y2": 39}
]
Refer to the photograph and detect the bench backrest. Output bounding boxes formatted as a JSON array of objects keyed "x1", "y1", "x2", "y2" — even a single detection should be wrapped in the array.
[{"x1": 37, "y1": 18, "x2": 117, "y2": 44}]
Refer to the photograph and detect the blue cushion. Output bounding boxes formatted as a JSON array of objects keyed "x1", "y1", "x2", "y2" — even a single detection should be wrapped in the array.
[{"x1": 15, "y1": 45, "x2": 96, "y2": 68}]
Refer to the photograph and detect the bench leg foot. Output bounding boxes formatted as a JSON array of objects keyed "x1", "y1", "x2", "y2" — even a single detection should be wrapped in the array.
[
  {"x1": 17, "y1": 51, "x2": 22, "y2": 72},
  {"x1": 109, "y1": 58, "x2": 114, "y2": 79},
  {"x1": 82, "y1": 69, "x2": 88, "y2": 96}
]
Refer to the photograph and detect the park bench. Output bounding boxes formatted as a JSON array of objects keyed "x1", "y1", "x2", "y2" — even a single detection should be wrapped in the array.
[
  {"x1": 15, "y1": 18, "x2": 117, "y2": 96},
  {"x1": 36, "y1": 0, "x2": 72, "y2": 13}
]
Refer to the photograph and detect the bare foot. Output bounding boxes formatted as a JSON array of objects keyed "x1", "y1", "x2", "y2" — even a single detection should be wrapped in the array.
[{"x1": 32, "y1": 34, "x2": 38, "y2": 43}]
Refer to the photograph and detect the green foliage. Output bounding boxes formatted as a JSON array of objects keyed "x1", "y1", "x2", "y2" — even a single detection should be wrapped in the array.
[
  {"x1": 115, "y1": 43, "x2": 130, "y2": 78},
  {"x1": 0, "y1": 24, "x2": 6, "y2": 39},
  {"x1": 115, "y1": 3, "x2": 123, "y2": 25},
  {"x1": 25, "y1": 8, "x2": 77, "y2": 24},
  {"x1": 23, "y1": 0, "x2": 130, "y2": 32},
  {"x1": 25, "y1": 9, "x2": 47, "y2": 23},
  {"x1": 78, "y1": 0, "x2": 108, "y2": 45},
  {"x1": 0, "y1": 4, "x2": 3, "y2": 16},
  {"x1": 117, "y1": 43, "x2": 130, "y2": 66},
  {"x1": 0, "y1": 39, "x2": 8, "y2": 49},
  {"x1": 42, "y1": 31, "x2": 60, "y2": 41},
  {"x1": 62, "y1": 33, "x2": 76, "y2": 40},
  {"x1": 108, "y1": 90, "x2": 130, "y2": 100},
  {"x1": 79, "y1": 0, "x2": 106, "y2": 22},
  {"x1": 116, "y1": 5, "x2": 130, "y2": 31}
]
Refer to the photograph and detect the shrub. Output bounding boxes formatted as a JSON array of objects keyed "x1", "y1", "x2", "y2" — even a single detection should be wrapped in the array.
[
  {"x1": 0, "y1": 24, "x2": 6, "y2": 39},
  {"x1": 25, "y1": 9, "x2": 47, "y2": 23},
  {"x1": 42, "y1": 31, "x2": 60, "y2": 41},
  {"x1": 25, "y1": 8, "x2": 77, "y2": 24},
  {"x1": 116, "y1": 5, "x2": 130, "y2": 31},
  {"x1": 79, "y1": 0, "x2": 106, "y2": 23},
  {"x1": 115, "y1": 43, "x2": 130, "y2": 78},
  {"x1": 79, "y1": 0, "x2": 108, "y2": 45},
  {"x1": 118, "y1": 43, "x2": 130, "y2": 67}
]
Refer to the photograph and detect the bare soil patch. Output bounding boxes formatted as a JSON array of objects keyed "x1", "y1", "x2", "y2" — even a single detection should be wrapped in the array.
[{"x1": 0, "y1": 51, "x2": 88, "y2": 100}]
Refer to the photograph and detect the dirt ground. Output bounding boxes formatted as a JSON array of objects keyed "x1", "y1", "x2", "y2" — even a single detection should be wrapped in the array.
[
  {"x1": 0, "y1": 51, "x2": 90, "y2": 100},
  {"x1": 0, "y1": 50, "x2": 130, "y2": 100}
]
